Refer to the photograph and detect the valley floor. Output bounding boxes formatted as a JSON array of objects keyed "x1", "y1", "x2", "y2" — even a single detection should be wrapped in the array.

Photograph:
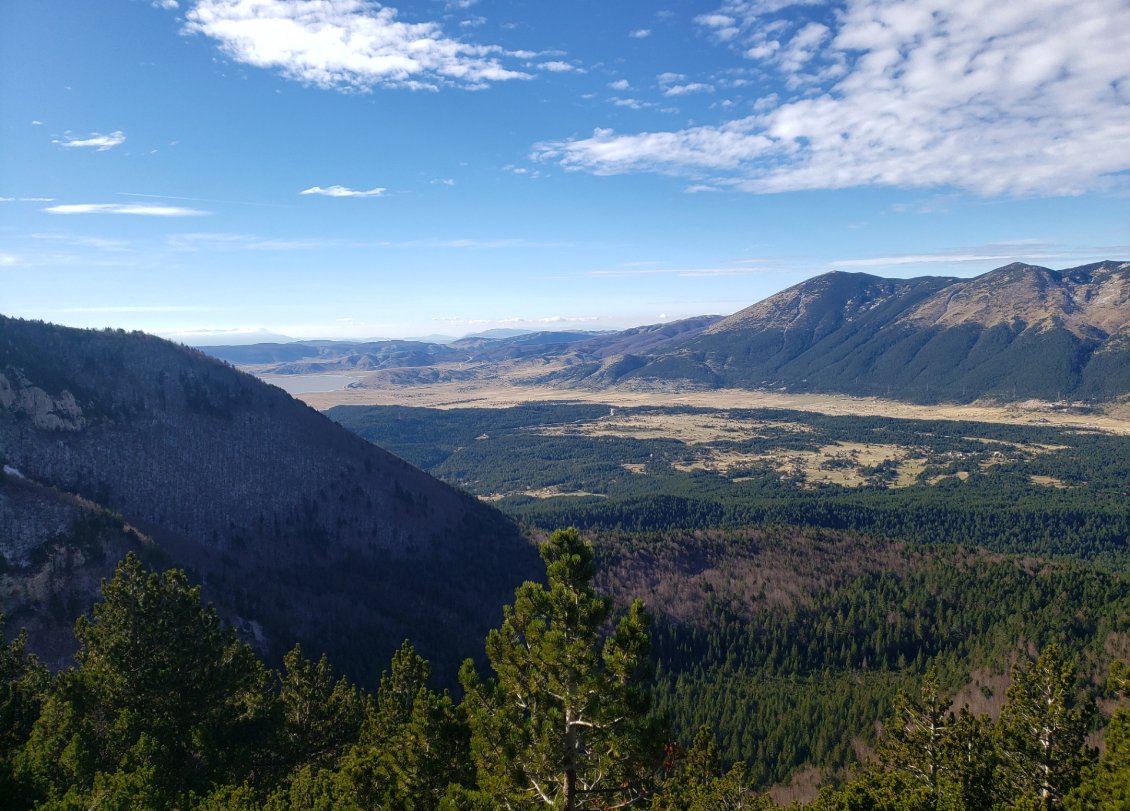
[{"x1": 293, "y1": 377, "x2": 1130, "y2": 434}]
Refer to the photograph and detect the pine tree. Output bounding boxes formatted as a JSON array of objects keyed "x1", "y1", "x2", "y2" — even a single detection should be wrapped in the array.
[
  {"x1": 0, "y1": 615, "x2": 49, "y2": 806},
  {"x1": 939, "y1": 707, "x2": 996, "y2": 811},
  {"x1": 1065, "y1": 660, "x2": 1130, "y2": 810},
  {"x1": 877, "y1": 667, "x2": 950, "y2": 799},
  {"x1": 653, "y1": 726, "x2": 771, "y2": 811},
  {"x1": 17, "y1": 554, "x2": 272, "y2": 806},
  {"x1": 997, "y1": 645, "x2": 1095, "y2": 808},
  {"x1": 275, "y1": 644, "x2": 365, "y2": 775},
  {"x1": 460, "y1": 527, "x2": 661, "y2": 810},
  {"x1": 351, "y1": 640, "x2": 470, "y2": 808},
  {"x1": 269, "y1": 641, "x2": 470, "y2": 811}
]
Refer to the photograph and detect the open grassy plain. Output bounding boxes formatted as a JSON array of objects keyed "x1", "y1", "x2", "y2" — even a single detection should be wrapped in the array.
[{"x1": 297, "y1": 378, "x2": 1130, "y2": 434}]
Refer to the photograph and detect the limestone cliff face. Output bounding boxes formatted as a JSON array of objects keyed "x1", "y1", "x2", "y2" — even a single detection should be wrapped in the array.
[
  {"x1": 0, "y1": 370, "x2": 86, "y2": 431},
  {"x1": 899, "y1": 261, "x2": 1130, "y2": 338}
]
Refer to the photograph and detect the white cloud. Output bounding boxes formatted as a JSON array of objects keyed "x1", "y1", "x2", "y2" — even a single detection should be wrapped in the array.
[
  {"x1": 52, "y1": 131, "x2": 126, "y2": 151},
  {"x1": 696, "y1": 13, "x2": 735, "y2": 28},
  {"x1": 609, "y1": 97, "x2": 653, "y2": 110},
  {"x1": 538, "y1": 61, "x2": 574, "y2": 72},
  {"x1": 586, "y1": 266, "x2": 772, "y2": 277},
  {"x1": 537, "y1": 315, "x2": 599, "y2": 323},
  {"x1": 299, "y1": 184, "x2": 386, "y2": 197},
  {"x1": 167, "y1": 232, "x2": 340, "y2": 250},
  {"x1": 44, "y1": 203, "x2": 207, "y2": 216},
  {"x1": 538, "y1": 0, "x2": 1130, "y2": 196},
  {"x1": 166, "y1": 232, "x2": 571, "y2": 251},
  {"x1": 45, "y1": 305, "x2": 208, "y2": 314},
  {"x1": 833, "y1": 246, "x2": 1067, "y2": 267},
  {"x1": 0, "y1": 196, "x2": 55, "y2": 202},
  {"x1": 664, "y1": 82, "x2": 715, "y2": 96},
  {"x1": 694, "y1": 13, "x2": 740, "y2": 40},
  {"x1": 184, "y1": 0, "x2": 532, "y2": 90},
  {"x1": 629, "y1": 28, "x2": 651, "y2": 38},
  {"x1": 153, "y1": 0, "x2": 179, "y2": 8},
  {"x1": 608, "y1": 79, "x2": 631, "y2": 91},
  {"x1": 28, "y1": 233, "x2": 132, "y2": 250},
  {"x1": 0, "y1": 254, "x2": 19, "y2": 267},
  {"x1": 536, "y1": 121, "x2": 772, "y2": 175}
]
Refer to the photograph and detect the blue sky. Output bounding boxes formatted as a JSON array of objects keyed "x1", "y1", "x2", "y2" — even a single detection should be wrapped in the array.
[{"x1": 2, "y1": 0, "x2": 1128, "y2": 342}]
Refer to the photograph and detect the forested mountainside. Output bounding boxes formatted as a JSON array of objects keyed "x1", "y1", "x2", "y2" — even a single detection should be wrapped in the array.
[
  {"x1": 212, "y1": 261, "x2": 1130, "y2": 403},
  {"x1": 0, "y1": 316, "x2": 538, "y2": 683},
  {"x1": 613, "y1": 261, "x2": 1130, "y2": 402}
]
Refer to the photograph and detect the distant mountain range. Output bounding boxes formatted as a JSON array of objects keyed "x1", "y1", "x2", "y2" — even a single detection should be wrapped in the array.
[
  {"x1": 0, "y1": 316, "x2": 538, "y2": 683},
  {"x1": 631, "y1": 260, "x2": 1130, "y2": 402},
  {"x1": 206, "y1": 261, "x2": 1130, "y2": 404}
]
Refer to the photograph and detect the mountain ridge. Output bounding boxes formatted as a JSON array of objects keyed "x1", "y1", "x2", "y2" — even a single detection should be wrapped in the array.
[
  {"x1": 196, "y1": 260, "x2": 1130, "y2": 404},
  {"x1": 629, "y1": 260, "x2": 1130, "y2": 402}
]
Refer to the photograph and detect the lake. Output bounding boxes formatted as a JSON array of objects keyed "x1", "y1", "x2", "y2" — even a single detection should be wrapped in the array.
[{"x1": 258, "y1": 374, "x2": 361, "y2": 395}]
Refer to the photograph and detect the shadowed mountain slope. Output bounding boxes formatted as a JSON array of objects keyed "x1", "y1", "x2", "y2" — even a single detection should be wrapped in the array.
[{"x1": 0, "y1": 316, "x2": 538, "y2": 684}]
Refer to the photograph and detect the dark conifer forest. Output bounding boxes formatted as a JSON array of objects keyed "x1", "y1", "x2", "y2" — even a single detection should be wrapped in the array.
[{"x1": 1, "y1": 532, "x2": 1127, "y2": 809}]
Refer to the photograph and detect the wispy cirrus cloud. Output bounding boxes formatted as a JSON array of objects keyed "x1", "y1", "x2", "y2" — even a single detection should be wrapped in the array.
[
  {"x1": 166, "y1": 232, "x2": 573, "y2": 251},
  {"x1": 28, "y1": 233, "x2": 133, "y2": 250},
  {"x1": 663, "y1": 82, "x2": 714, "y2": 97},
  {"x1": 538, "y1": 0, "x2": 1130, "y2": 197},
  {"x1": 44, "y1": 203, "x2": 208, "y2": 216},
  {"x1": 436, "y1": 314, "x2": 598, "y2": 326},
  {"x1": 586, "y1": 266, "x2": 780, "y2": 278},
  {"x1": 0, "y1": 196, "x2": 55, "y2": 202},
  {"x1": 167, "y1": 232, "x2": 340, "y2": 251},
  {"x1": 182, "y1": 0, "x2": 533, "y2": 90},
  {"x1": 836, "y1": 253, "x2": 1045, "y2": 268},
  {"x1": 40, "y1": 305, "x2": 209, "y2": 314},
  {"x1": 608, "y1": 97, "x2": 655, "y2": 110},
  {"x1": 52, "y1": 131, "x2": 126, "y2": 151},
  {"x1": 832, "y1": 242, "x2": 1076, "y2": 269},
  {"x1": 118, "y1": 191, "x2": 291, "y2": 209},
  {"x1": 299, "y1": 184, "x2": 386, "y2": 198}
]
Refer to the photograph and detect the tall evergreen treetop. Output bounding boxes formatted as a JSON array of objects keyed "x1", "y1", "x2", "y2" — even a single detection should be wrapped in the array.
[{"x1": 461, "y1": 527, "x2": 661, "y2": 811}]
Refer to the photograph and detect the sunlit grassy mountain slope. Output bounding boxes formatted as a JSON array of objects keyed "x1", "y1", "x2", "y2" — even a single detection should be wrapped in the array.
[{"x1": 624, "y1": 261, "x2": 1130, "y2": 401}]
